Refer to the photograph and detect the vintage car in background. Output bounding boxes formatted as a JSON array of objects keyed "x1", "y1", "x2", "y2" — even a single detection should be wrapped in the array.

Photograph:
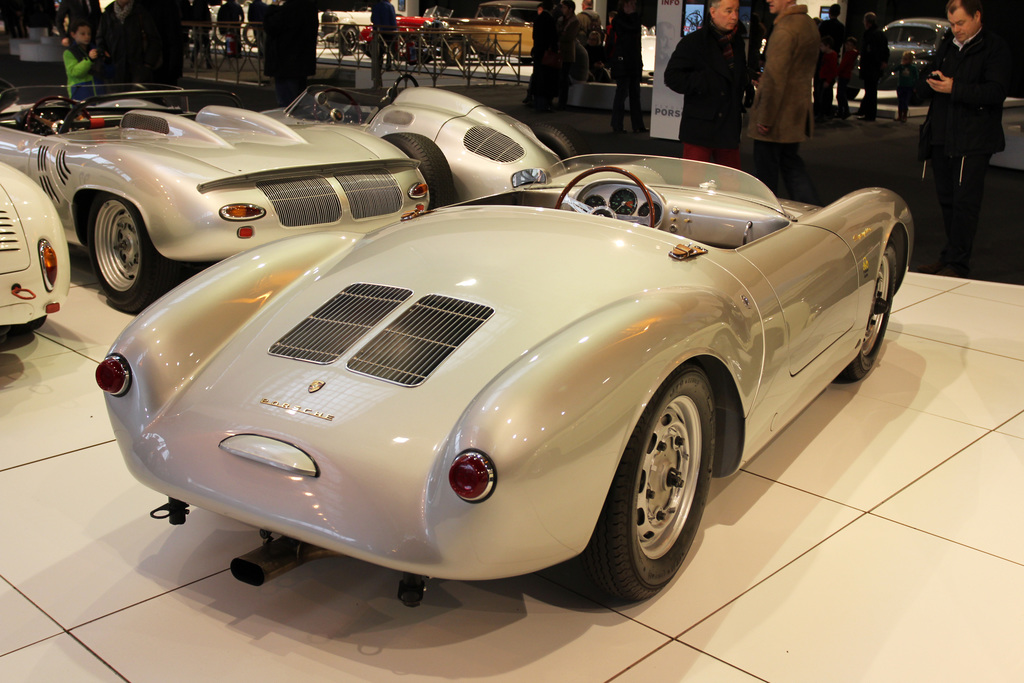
[
  {"x1": 0, "y1": 85, "x2": 449, "y2": 313},
  {"x1": 440, "y1": 0, "x2": 536, "y2": 63},
  {"x1": 275, "y1": 83, "x2": 588, "y2": 202},
  {"x1": 845, "y1": 17, "x2": 950, "y2": 100},
  {"x1": 99, "y1": 155, "x2": 912, "y2": 605},
  {"x1": 0, "y1": 163, "x2": 69, "y2": 346},
  {"x1": 357, "y1": 7, "x2": 451, "y2": 63}
]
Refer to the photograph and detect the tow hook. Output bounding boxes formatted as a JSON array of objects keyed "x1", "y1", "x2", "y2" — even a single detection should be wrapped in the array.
[
  {"x1": 150, "y1": 498, "x2": 190, "y2": 525},
  {"x1": 398, "y1": 572, "x2": 426, "y2": 607}
]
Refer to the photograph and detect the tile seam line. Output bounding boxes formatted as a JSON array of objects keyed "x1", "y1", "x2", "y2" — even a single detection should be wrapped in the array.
[{"x1": 0, "y1": 439, "x2": 116, "y2": 474}]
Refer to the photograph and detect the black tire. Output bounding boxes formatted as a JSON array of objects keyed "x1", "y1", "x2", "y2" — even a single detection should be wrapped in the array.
[
  {"x1": 581, "y1": 365, "x2": 715, "y2": 600},
  {"x1": 531, "y1": 122, "x2": 590, "y2": 159},
  {"x1": 339, "y1": 25, "x2": 359, "y2": 55},
  {"x1": 839, "y1": 241, "x2": 897, "y2": 381},
  {"x1": 0, "y1": 324, "x2": 9, "y2": 345},
  {"x1": 8, "y1": 316, "x2": 46, "y2": 336},
  {"x1": 382, "y1": 132, "x2": 457, "y2": 209},
  {"x1": 87, "y1": 193, "x2": 182, "y2": 314}
]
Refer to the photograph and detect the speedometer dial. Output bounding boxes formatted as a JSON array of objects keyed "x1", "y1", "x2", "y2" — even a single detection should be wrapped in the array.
[
  {"x1": 609, "y1": 188, "x2": 637, "y2": 215},
  {"x1": 584, "y1": 195, "x2": 606, "y2": 209}
]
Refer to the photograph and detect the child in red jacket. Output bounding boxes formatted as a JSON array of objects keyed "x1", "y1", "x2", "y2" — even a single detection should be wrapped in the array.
[
  {"x1": 816, "y1": 36, "x2": 839, "y2": 122},
  {"x1": 836, "y1": 37, "x2": 859, "y2": 120}
]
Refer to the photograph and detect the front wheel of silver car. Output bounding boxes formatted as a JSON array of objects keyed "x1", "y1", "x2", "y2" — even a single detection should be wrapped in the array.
[
  {"x1": 581, "y1": 365, "x2": 715, "y2": 601},
  {"x1": 839, "y1": 241, "x2": 897, "y2": 382},
  {"x1": 88, "y1": 193, "x2": 181, "y2": 314}
]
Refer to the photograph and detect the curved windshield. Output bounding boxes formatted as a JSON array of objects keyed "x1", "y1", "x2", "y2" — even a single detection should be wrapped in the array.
[{"x1": 547, "y1": 154, "x2": 785, "y2": 214}]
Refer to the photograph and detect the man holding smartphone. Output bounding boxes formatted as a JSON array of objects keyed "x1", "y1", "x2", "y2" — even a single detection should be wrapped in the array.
[{"x1": 917, "y1": 0, "x2": 1011, "y2": 278}]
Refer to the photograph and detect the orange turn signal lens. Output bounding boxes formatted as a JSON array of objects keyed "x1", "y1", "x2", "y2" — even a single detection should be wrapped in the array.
[
  {"x1": 408, "y1": 182, "x2": 428, "y2": 199},
  {"x1": 38, "y1": 239, "x2": 58, "y2": 291},
  {"x1": 219, "y1": 204, "x2": 266, "y2": 221}
]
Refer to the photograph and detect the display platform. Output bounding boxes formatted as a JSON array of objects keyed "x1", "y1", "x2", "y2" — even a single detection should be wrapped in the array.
[{"x1": 1, "y1": 250, "x2": 1023, "y2": 682}]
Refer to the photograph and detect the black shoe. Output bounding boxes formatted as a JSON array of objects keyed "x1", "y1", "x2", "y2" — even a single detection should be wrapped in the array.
[
  {"x1": 632, "y1": 126, "x2": 648, "y2": 133},
  {"x1": 915, "y1": 260, "x2": 946, "y2": 274},
  {"x1": 935, "y1": 265, "x2": 966, "y2": 278}
]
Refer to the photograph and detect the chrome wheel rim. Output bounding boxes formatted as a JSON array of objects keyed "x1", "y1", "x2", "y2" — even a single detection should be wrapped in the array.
[
  {"x1": 863, "y1": 253, "x2": 891, "y2": 353},
  {"x1": 94, "y1": 200, "x2": 140, "y2": 292},
  {"x1": 636, "y1": 395, "x2": 702, "y2": 560}
]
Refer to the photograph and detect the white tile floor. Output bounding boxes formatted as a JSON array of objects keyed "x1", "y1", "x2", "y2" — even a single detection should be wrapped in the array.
[{"x1": 2, "y1": 253, "x2": 1024, "y2": 683}]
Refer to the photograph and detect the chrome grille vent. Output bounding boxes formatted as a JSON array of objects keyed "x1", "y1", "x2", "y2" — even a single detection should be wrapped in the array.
[
  {"x1": 347, "y1": 295, "x2": 493, "y2": 387},
  {"x1": 257, "y1": 176, "x2": 342, "y2": 227},
  {"x1": 463, "y1": 126, "x2": 526, "y2": 163},
  {"x1": 269, "y1": 283, "x2": 413, "y2": 364},
  {"x1": 121, "y1": 112, "x2": 170, "y2": 134},
  {"x1": 336, "y1": 171, "x2": 402, "y2": 219}
]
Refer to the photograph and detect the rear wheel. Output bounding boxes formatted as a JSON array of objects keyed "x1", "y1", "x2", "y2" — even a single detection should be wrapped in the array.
[
  {"x1": 581, "y1": 365, "x2": 715, "y2": 600},
  {"x1": 839, "y1": 241, "x2": 896, "y2": 381},
  {"x1": 531, "y1": 122, "x2": 590, "y2": 159},
  {"x1": 383, "y1": 132, "x2": 457, "y2": 208},
  {"x1": 88, "y1": 193, "x2": 181, "y2": 314}
]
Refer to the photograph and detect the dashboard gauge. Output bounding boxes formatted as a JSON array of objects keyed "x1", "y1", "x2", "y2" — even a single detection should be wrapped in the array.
[
  {"x1": 584, "y1": 195, "x2": 606, "y2": 209},
  {"x1": 609, "y1": 188, "x2": 637, "y2": 215},
  {"x1": 637, "y1": 202, "x2": 662, "y2": 223},
  {"x1": 592, "y1": 207, "x2": 616, "y2": 219}
]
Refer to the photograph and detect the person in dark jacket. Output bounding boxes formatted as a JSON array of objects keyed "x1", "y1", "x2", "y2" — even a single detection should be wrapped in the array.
[
  {"x1": 529, "y1": 0, "x2": 558, "y2": 112},
  {"x1": 663, "y1": 0, "x2": 746, "y2": 169},
  {"x1": 916, "y1": 0, "x2": 1011, "y2": 278},
  {"x1": 96, "y1": 0, "x2": 163, "y2": 83},
  {"x1": 855, "y1": 11, "x2": 888, "y2": 121},
  {"x1": 262, "y1": 0, "x2": 318, "y2": 106},
  {"x1": 138, "y1": 0, "x2": 183, "y2": 85},
  {"x1": 609, "y1": 0, "x2": 645, "y2": 133}
]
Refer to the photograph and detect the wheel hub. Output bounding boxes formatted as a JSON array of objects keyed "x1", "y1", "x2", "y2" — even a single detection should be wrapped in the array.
[{"x1": 636, "y1": 396, "x2": 702, "y2": 560}]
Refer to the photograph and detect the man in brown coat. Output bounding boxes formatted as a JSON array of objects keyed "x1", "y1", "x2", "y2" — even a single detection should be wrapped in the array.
[{"x1": 747, "y1": 0, "x2": 820, "y2": 204}]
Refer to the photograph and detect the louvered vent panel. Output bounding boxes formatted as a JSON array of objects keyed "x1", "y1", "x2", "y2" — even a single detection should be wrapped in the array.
[
  {"x1": 0, "y1": 209, "x2": 19, "y2": 252},
  {"x1": 463, "y1": 126, "x2": 526, "y2": 163},
  {"x1": 268, "y1": 283, "x2": 413, "y2": 364},
  {"x1": 121, "y1": 113, "x2": 171, "y2": 134},
  {"x1": 335, "y1": 171, "x2": 402, "y2": 219},
  {"x1": 257, "y1": 176, "x2": 342, "y2": 227},
  {"x1": 347, "y1": 295, "x2": 493, "y2": 386}
]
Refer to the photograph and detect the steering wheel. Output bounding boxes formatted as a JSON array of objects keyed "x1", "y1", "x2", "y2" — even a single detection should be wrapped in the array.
[
  {"x1": 554, "y1": 166, "x2": 658, "y2": 228},
  {"x1": 24, "y1": 95, "x2": 87, "y2": 136},
  {"x1": 313, "y1": 87, "x2": 363, "y2": 123},
  {"x1": 379, "y1": 74, "x2": 419, "y2": 107}
]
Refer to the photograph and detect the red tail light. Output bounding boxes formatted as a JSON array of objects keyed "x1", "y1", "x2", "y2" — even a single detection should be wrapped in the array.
[
  {"x1": 38, "y1": 239, "x2": 58, "y2": 291},
  {"x1": 96, "y1": 354, "x2": 132, "y2": 396},
  {"x1": 449, "y1": 451, "x2": 496, "y2": 503}
]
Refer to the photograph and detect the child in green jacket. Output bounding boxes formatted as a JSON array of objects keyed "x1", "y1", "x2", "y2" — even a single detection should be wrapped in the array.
[{"x1": 64, "y1": 20, "x2": 105, "y2": 99}]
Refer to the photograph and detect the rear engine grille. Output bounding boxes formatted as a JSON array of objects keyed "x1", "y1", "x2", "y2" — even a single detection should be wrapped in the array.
[
  {"x1": 463, "y1": 126, "x2": 526, "y2": 163},
  {"x1": 347, "y1": 295, "x2": 493, "y2": 387},
  {"x1": 257, "y1": 176, "x2": 342, "y2": 227},
  {"x1": 335, "y1": 171, "x2": 403, "y2": 219},
  {"x1": 121, "y1": 112, "x2": 171, "y2": 134},
  {"x1": 269, "y1": 283, "x2": 413, "y2": 364}
]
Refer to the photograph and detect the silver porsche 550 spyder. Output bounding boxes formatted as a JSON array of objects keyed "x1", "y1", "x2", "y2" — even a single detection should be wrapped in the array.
[
  {"x1": 99, "y1": 156, "x2": 912, "y2": 605},
  {"x1": 0, "y1": 85, "x2": 443, "y2": 313}
]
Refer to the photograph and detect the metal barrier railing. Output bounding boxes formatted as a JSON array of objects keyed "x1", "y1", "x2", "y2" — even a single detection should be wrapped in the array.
[{"x1": 180, "y1": 21, "x2": 523, "y2": 88}]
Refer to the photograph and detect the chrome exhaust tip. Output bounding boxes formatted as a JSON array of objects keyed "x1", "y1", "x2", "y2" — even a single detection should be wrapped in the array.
[{"x1": 230, "y1": 535, "x2": 339, "y2": 586}]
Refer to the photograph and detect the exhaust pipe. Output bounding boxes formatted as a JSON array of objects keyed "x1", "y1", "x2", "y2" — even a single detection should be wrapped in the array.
[{"x1": 230, "y1": 535, "x2": 340, "y2": 586}]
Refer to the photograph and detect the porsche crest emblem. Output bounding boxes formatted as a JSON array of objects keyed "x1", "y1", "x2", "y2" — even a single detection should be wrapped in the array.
[{"x1": 308, "y1": 380, "x2": 326, "y2": 393}]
